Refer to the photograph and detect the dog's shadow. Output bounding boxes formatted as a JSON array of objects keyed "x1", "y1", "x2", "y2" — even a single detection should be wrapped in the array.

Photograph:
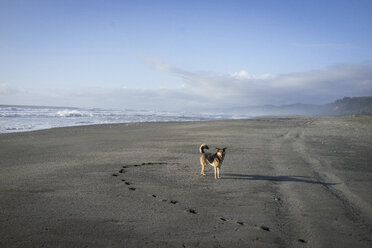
[{"x1": 222, "y1": 173, "x2": 337, "y2": 186}]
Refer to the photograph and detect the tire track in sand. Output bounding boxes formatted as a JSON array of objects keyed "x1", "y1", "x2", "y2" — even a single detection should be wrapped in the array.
[
  {"x1": 292, "y1": 130, "x2": 372, "y2": 221},
  {"x1": 272, "y1": 121, "x2": 372, "y2": 247}
]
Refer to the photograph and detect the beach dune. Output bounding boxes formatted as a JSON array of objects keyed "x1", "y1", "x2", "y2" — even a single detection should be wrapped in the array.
[{"x1": 1, "y1": 117, "x2": 372, "y2": 247}]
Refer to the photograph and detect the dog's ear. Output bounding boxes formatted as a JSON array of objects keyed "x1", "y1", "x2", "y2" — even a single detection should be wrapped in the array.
[{"x1": 223, "y1": 147, "x2": 227, "y2": 151}]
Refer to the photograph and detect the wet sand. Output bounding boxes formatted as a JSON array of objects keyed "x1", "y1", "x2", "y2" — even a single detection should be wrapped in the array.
[{"x1": 1, "y1": 117, "x2": 372, "y2": 247}]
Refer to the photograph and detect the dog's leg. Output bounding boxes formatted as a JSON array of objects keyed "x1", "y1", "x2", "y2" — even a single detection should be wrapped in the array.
[
  {"x1": 200, "y1": 157, "x2": 206, "y2": 176},
  {"x1": 217, "y1": 166, "x2": 220, "y2": 179},
  {"x1": 214, "y1": 166, "x2": 217, "y2": 179},
  {"x1": 201, "y1": 164, "x2": 206, "y2": 176}
]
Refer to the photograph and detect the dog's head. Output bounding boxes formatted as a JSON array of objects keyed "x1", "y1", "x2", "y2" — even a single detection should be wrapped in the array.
[{"x1": 216, "y1": 147, "x2": 227, "y2": 160}]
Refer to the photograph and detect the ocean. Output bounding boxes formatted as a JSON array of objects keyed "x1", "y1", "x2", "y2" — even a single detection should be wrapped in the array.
[{"x1": 0, "y1": 105, "x2": 249, "y2": 133}]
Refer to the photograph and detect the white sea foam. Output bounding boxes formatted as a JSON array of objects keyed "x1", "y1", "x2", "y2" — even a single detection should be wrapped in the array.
[
  {"x1": 0, "y1": 105, "x2": 251, "y2": 133},
  {"x1": 57, "y1": 110, "x2": 93, "y2": 117}
]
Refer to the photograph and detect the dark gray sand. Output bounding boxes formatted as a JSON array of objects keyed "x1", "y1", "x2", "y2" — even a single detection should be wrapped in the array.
[{"x1": 1, "y1": 117, "x2": 372, "y2": 247}]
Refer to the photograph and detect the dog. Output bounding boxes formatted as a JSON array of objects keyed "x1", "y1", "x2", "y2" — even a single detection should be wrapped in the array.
[{"x1": 199, "y1": 144, "x2": 227, "y2": 179}]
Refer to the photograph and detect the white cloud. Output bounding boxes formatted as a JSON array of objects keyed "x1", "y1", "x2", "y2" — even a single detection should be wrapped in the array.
[
  {"x1": 1, "y1": 63, "x2": 371, "y2": 112},
  {"x1": 0, "y1": 83, "x2": 23, "y2": 95},
  {"x1": 148, "y1": 62, "x2": 372, "y2": 107},
  {"x1": 230, "y1": 70, "x2": 252, "y2": 80},
  {"x1": 0, "y1": 83, "x2": 9, "y2": 95},
  {"x1": 146, "y1": 57, "x2": 195, "y2": 79},
  {"x1": 230, "y1": 70, "x2": 272, "y2": 80}
]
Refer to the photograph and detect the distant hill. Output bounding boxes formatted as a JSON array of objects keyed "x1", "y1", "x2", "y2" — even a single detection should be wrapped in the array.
[
  {"x1": 324, "y1": 97, "x2": 372, "y2": 116},
  {"x1": 230, "y1": 97, "x2": 372, "y2": 116}
]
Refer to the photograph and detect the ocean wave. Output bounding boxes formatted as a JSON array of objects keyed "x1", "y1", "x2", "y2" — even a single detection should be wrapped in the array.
[
  {"x1": 0, "y1": 105, "x2": 251, "y2": 133},
  {"x1": 57, "y1": 110, "x2": 93, "y2": 117},
  {"x1": 6, "y1": 127, "x2": 31, "y2": 131}
]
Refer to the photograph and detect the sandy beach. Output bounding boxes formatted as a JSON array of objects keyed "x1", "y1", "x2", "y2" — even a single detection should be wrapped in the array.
[{"x1": 1, "y1": 117, "x2": 372, "y2": 248}]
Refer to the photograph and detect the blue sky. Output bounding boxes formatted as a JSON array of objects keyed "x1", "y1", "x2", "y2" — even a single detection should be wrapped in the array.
[{"x1": 1, "y1": 0, "x2": 372, "y2": 111}]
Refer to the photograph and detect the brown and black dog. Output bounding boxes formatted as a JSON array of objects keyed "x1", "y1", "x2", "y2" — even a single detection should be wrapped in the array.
[{"x1": 199, "y1": 144, "x2": 227, "y2": 179}]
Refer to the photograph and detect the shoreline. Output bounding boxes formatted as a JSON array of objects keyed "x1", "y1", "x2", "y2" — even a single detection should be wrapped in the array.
[
  {"x1": 1, "y1": 117, "x2": 371, "y2": 247},
  {"x1": 1, "y1": 114, "x2": 364, "y2": 135},
  {"x1": 0, "y1": 104, "x2": 253, "y2": 134}
]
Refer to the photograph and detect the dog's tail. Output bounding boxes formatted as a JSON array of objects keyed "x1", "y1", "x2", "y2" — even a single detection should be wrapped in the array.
[{"x1": 199, "y1": 144, "x2": 209, "y2": 154}]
